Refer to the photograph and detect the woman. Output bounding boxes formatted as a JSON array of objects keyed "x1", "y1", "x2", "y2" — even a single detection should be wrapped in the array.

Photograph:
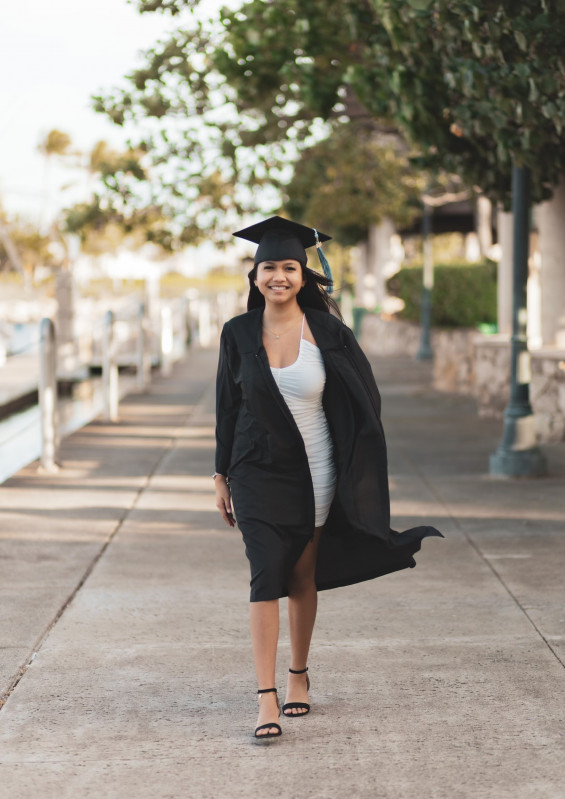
[{"x1": 214, "y1": 216, "x2": 442, "y2": 741}]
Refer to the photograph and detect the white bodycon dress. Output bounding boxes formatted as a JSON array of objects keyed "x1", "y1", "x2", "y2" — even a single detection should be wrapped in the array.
[{"x1": 271, "y1": 316, "x2": 336, "y2": 527}]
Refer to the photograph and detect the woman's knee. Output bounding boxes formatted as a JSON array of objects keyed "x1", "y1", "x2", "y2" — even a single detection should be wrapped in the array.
[
  {"x1": 289, "y1": 529, "x2": 322, "y2": 589},
  {"x1": 288, "y1": 560, "x2": 316, "y2": 594}
]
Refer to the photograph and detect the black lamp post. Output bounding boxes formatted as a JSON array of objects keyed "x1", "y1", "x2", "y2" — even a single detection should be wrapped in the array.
[
  {"x1": 416, "y1": 199, "x2": 434, "y2": 360},
  {"x1": 490, "y1": 165, "x2": 547, "y2": 477}
]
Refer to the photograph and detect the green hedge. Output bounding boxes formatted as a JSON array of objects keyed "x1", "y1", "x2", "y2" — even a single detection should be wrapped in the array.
[{"x1": 386, "y1": 260, "x2": 498, "y2": 328}]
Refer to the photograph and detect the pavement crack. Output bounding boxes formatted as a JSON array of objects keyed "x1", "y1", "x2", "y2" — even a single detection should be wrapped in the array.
[
  {"x1": 0, "y1": 372, "x2": 215, "y2": 713},
  {"x1": 400, "y1": 448, "x2": 565, "y2": 670}
]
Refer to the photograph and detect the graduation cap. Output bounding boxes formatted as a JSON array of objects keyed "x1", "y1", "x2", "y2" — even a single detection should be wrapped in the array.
[{"x1": 233, "y1": 215, "x2": 334, "y2": 293}]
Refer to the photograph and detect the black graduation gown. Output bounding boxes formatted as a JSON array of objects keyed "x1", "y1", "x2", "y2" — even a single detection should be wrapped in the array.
[{"x1": 215, "y1": 307, "x2": 442, "y2": 601}]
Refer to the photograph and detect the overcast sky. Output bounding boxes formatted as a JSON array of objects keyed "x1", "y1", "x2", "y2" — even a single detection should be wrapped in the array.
[{"x1": 0, "y1": 0, "x2": 177, "y2": 224}]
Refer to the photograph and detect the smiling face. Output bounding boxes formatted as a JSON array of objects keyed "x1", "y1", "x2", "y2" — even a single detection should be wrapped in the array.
[{"x1": 254, "y1": 259, "x2": 306, "y2": 306}]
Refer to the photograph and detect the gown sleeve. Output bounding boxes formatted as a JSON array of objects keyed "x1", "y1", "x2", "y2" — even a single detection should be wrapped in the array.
[{"x1": 215, "y1": 325, "x2": 242, "y2": 476}]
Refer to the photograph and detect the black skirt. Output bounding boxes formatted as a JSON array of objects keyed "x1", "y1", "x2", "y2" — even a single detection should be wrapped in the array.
[
  {"x1": 237, "y1": 505, "x2": 439, "y2": 602},
  {"x1": 238, "y1": 515, "x2": 312, "y2": 602}
]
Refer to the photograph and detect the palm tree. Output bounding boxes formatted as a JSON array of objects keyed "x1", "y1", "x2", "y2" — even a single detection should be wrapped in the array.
[{"x1": 37, "y1": 129, "x2": 72, "y2": 231}]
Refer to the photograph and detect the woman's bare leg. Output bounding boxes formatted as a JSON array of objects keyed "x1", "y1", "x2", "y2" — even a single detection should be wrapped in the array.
[
  {"x1": 249, "y1": 599, "x2": 280, "y2": 735},
  {"x1": 285, "y1": 526, "x2": 323, "y2": 715}
]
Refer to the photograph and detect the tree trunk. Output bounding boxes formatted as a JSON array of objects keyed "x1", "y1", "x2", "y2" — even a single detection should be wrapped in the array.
[{"x1": 0, "y1": 220, "x2": 24, "y2": 276}]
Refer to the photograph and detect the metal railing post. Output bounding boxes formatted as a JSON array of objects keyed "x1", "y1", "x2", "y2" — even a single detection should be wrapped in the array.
[
  {"x1": 416, "y1": 200, "x2": 434, "y2": 360},
  {"x1": 180, "y1": 296, "x2": 190, "y2": 351},
  {"x1": 39, "y1": 317, "x2": 60, "y2": 472},
  {"x1": 102, "y1": 310, "x2": 119, "y2": 421},
  {"x1": 198, "y1": 300, "x2": 211, "y2": 347},
  {"x1": 188, "y1": 298, "x2": 199, "y2": 346},
  {"x1": 136, "y1": 301, "x2": 150, "y2": 391},
  {"x1": 160, "y1": 305, "x2": 173, "y2": 376}
]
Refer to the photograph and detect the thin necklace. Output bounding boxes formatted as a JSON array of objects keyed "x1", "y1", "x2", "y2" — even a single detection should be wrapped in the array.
[{"x1": 263, "y1": 314, "x2": 303, "y2": 340}]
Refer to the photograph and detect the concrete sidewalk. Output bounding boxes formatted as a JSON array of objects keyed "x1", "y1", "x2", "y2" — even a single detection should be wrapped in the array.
[{"x1": 0, "y1": 346, "x2": 564, "y2": 799}]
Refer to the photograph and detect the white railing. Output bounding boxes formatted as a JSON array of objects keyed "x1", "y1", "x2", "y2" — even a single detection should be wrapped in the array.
[
  {"x1": 36, "y1": 299, "x2": 190, "y2": 465},
  {"x1": 0, "y1": 290, "x2": 241, "y2": 483},
  {"x1": 0, "y1": 300, "x2": 179, "y2": 482},
  {"x1": 39, "y1": 318, "x2": 59, "y2": 473}
]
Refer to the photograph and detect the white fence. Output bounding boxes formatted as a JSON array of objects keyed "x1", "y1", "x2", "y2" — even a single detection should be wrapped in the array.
[{"x1": 0, "y1": 291, "x2": 239, "y2": 483}]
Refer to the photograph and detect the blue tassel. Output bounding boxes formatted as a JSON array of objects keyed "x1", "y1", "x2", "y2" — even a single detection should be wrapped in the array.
[{"x1": 313, "y1": 228, "x2": 334, "y2": 294}]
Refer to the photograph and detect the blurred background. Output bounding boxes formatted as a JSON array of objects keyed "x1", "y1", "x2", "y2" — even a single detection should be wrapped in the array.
[{"x1": 1, "y1": 0, "x2": 565, "y2": 477}]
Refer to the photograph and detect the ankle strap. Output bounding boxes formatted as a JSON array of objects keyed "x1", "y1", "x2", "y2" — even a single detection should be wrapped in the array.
[
  {"x1": 257, "y1": 687, "x2": 278, "y2": 695},
  {"x1": 289, "y1": 667, "x2": 308, "y2": 675}
]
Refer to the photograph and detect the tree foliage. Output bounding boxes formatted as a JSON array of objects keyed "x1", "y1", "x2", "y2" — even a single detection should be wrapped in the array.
[
  {"x1": 93, "y1": 14, "x2": 275, "y2": 246},
  {"x1": 93, "y1": 0, "x2": 565, "y2": 246},
  {"x1": 95, "y1": 1, "x2": 417, "y2": 246},
  {"x1": 37, "y1": 129, "x2": 73, "y2": 158},
  {"x1": 214, "y1": 0, "x2": 565, "y2": 202},
  {"x1": 283, "y1": 123, "x2": 425, "y2": 245},
  {"x1": 62, "y1": 140, "x2": 185, "y2": 251},
  {"x1": 366, "y1": 0, "x2": 565, "y2": 202},
  {"x1": 0, "y1": 209, "x2": 59, "y2": 274}
]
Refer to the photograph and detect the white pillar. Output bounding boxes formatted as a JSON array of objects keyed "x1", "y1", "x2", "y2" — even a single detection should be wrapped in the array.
[
  {"x1": 536, "y1": 176, "x2": 565, "y2": 346},
  {"x1": 497, "y1": 208, "x2": 513, "y2": 336},
  {"x1": 527, "y1": 252, "x2": 542, "y2": 350},
  {"x1": 477, "y1": 195, "x2": 493, "y2": 257},
  {"x1": 351, "y1": 240, "x2": 368, "y2": 307},
  {"x1": 370, "y1": 217, "x2": 397, "y2": 309}
]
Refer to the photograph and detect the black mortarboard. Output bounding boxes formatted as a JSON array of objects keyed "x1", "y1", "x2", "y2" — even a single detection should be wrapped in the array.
[{"x1": 233, "y1": 216, "x2": 333, "y2": 292}]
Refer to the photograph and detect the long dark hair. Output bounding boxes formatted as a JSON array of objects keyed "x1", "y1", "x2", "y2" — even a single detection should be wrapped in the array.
[{"x1": 247, "y1": 262, "x2": 343, "y2": 318}]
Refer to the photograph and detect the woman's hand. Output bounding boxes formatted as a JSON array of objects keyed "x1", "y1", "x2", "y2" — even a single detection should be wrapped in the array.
[{"x1": 215, "y1": 475, "x2": 235, "y2": 527}]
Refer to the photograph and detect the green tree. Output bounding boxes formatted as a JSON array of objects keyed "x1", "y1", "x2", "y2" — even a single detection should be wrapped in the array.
[
  {"x1": 94, "y1": 1, "x2": 408, "y2": 244},
  {"x1": 63, "y1": 140, "x2": 184, "y2": 252},
  {"x1": 213, "y1": 0, "x2": 565, "y2": 202},
  {"x1": 94, "y1": 0, "x2": 565, "y2": 243},
  {"x1": 37, "y1": 129, "x2": 72, "y2": 159},
  {"x1": 0, "y1": 208, "x2": 59, "y2": 277},
  {"x1": 364, "y1": 0, "x2": 565, "y2": 202},
  {"x1": 283, "y1": 123, "x2": 425, "y2": 245},
  {"x1": 37, "y1": 129, "x2": 75, "y2": 229}
]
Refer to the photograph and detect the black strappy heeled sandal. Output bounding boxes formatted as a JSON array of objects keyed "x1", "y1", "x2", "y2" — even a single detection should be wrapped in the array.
[
  {"x1": 282, "y1": 667, "x2": 310, "y2": 717},
  {"x1": 254, "y1": 688, "x2": 282, "y2": 740}
]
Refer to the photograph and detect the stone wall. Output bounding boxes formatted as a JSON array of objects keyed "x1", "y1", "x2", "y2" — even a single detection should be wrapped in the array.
[
  {"x1": 473, "y1": 336, "x2": 511, "y2": 418},
  {"x1": 530, "y1": 349, "x2": 565, "y2": 441},
  {"x1": 474, "y1": 338, "x2": 565, "y2": 441},
  {"x1": 361, "y1": 314, "x2": 422, "y2": 357},
  {"x1": 360, "y1": 313, "x2": 565, "y2": 443},
  {"x1": 432, "y1": 328, "x2": 476, "y2": 394}
]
